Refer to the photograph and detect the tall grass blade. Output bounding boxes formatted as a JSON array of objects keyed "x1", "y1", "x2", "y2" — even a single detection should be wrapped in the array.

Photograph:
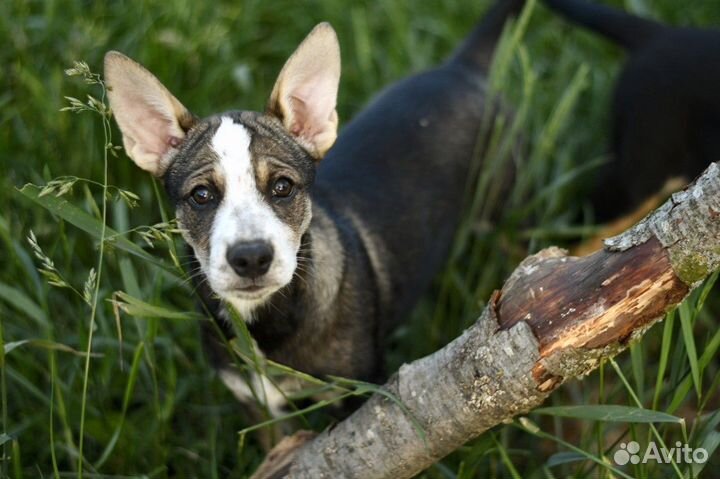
[
  {"x1": 18, "y1": 184, "x2": 175, "y2": 275},
  {"x1": 679, "y1": 301, "x2": 702, "y2": 399},
  {"x1": 534, "y1": 405, "x2": 682, "y2": 424},
  {"x1": 653, "y1": 310, "x2": 675, "y2": 410}
]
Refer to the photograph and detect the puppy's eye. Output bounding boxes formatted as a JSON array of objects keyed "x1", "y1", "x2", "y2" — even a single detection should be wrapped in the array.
[
  {"x1": 271, "y1": 177, "x2": 294, "y2": 198},
  {"x1": 189, "y1": 186, "x2": 214, "y2": 207}
]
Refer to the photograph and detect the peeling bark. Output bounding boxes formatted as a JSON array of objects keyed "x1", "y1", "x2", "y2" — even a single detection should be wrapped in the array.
[
  {"x1": 251, "y1": 161, "x2": 720, "y2": 479},
  {"x1": 605, "y1": 162, "x2": 720, "y2": 286},
  {"x1": 498, "y1": 239, "x2": 689, "y2": 386}
]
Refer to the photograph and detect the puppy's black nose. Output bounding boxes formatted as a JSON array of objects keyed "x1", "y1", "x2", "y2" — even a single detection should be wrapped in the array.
[{"x1": 226, "y1": 241, "x2": 274, "y2": 279}]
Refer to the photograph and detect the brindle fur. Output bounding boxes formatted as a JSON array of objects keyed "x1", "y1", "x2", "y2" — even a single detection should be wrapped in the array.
[{"x1": 109, "y1": 1, "x2": 526, "y2": 388}]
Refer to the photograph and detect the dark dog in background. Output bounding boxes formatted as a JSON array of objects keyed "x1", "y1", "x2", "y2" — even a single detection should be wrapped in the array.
[
  {"x1": 543, "y1": 0, "x2": 720, "y2": 223},
  {"x1": 105, "y1": 0, "x2": 525, "y2": 414}
]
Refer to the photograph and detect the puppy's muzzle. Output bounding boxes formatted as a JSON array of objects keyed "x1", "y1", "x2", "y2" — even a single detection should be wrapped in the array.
[{"x1": 226, "y1": 240, "x2": 274, "y2": 279}]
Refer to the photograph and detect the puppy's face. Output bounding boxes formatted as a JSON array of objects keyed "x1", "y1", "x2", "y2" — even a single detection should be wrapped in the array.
[
  {"x1": 105, "y1": 23, "x2": 341, "y2": 319},
  {"x1": 164, "y1": 114, "x2": 315, "y2": 316}
]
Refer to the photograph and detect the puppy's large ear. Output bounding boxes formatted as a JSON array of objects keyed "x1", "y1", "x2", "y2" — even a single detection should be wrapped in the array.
[
  {"x1": 104, "y1": 51, "x2": 196, "y2": 177},
  {"x1": 267, "y1": 23, "x2": 341, "y2": 160}
]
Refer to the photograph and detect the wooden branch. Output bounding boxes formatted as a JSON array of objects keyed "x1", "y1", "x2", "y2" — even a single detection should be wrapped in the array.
[{"x1": 252, "y1": 162, "x2": 720, "y2": 479}]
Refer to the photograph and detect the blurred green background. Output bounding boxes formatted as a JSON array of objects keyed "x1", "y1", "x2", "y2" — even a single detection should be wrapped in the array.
[{"x1": 1, "y1": 0, "x2": 719, "y2": 477}]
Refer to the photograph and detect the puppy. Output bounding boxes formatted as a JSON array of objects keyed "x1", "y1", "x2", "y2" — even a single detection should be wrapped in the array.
[
  {"x1": 105, "y1": 0, "x2": 525, "y2": 413},
  {"x1": 543, "y1": 0, "x2": 720, "y2": 222}
]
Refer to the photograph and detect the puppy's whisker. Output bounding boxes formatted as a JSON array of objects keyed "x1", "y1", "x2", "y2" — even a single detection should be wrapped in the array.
[
  {"x1": 179, "y1": 268, "x2": 206, "y2": 287},
  {"x1": 189, "y1": 277, "x2": 211, "y2": 296},
  {"x1": 291, "y1": 270, "x2": 310, "y2": 288}
]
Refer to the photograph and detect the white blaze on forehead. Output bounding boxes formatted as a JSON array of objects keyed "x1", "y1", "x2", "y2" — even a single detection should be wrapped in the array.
[
  {"x1": 206, "y1": 117, "x2": 298, "y2": 318},
  {"x1": 211, "y1": 117, "x2": 256, "y2": 214},
  {"x1": 212, "y1": 117, "x2": 253, "y2": 171}
]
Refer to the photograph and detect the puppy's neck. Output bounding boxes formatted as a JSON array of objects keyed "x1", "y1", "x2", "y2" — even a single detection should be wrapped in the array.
[{"x1": 246, "y1": 211, "x2": 345, "y2": 355}]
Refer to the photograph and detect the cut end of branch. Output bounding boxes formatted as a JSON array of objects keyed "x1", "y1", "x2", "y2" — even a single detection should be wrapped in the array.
[{"x1": 498, "y1": 237, "x2": 689, "y2": 386}]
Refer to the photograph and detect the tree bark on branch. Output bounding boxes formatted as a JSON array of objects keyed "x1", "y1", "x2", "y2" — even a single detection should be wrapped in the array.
[{"x1": 252, "y1": 162, "x2": 720, "y2": 479}]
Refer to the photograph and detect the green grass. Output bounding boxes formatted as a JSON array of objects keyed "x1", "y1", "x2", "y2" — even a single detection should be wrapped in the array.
[{"x1": 1, "y1": 0, "x2": 719, "y2": 477}]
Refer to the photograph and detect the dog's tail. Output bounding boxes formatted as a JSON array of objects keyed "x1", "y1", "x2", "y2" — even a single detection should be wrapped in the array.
[
  {"x1": 542, "y1": 0, "x2": 665, "y2": 51},
  {"x1": 450, "y1": 0, "x2": 527, "y2": 71}
]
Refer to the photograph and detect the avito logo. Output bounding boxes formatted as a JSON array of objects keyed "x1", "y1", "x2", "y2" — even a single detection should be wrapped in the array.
[{"x1": 613, "y1": 441, "x2": 708, "y2": 465}]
